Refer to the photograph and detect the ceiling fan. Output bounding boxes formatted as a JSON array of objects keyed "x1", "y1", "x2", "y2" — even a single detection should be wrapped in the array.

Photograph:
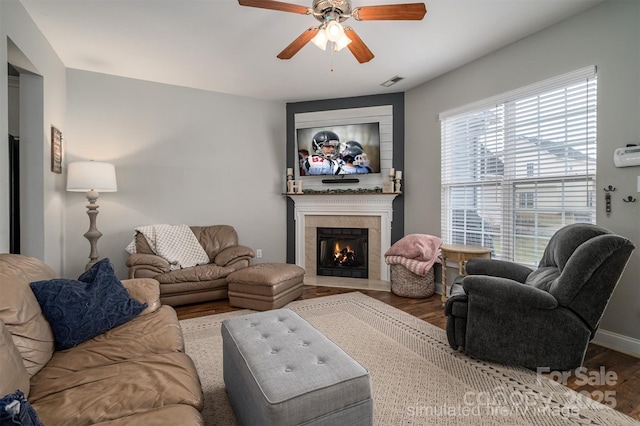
[{"x1": 238, "y1": 0, "x2": 427, "y2": 63}]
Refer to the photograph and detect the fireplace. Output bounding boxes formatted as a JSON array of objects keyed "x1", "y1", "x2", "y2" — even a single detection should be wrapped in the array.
[
  {"x1": 289, "y1": 193, "x2": 398, "y2": 281},
  {"x1": 317, "y1": 227, "x2": 368, "y2": 278}
]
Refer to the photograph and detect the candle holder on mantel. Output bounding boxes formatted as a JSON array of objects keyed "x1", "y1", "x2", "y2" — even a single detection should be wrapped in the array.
[
  {"x1": 383, "y1": 167, "x2": 397, "y2": 193},
  {"x1": 395, "y1": 170, "x2": 403, "y2": 193},
  {"x1": 394, "y1": 178, "x2": 402, "y2": 193}
]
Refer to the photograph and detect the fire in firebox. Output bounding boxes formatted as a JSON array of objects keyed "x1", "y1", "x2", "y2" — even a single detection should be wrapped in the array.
[
  {"x1": 317, "y1": 227, "x2": 368, "y2": 279},
  {"x1": 333, "y1": 243, "x2": 358, "y2": 267}
]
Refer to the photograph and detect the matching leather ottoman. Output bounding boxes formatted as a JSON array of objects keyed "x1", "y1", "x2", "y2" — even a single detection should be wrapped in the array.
[
  {"x1": 222, "y1": 309, "x2": 373, "y2": 426},
  {"x1": 227, "y1": 263, "x2": 305, "y2": 311}
]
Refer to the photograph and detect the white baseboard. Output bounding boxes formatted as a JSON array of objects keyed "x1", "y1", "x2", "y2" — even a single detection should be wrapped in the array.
[{"x1": 593, "y1": 329, "x2": 640, "y2": 358}]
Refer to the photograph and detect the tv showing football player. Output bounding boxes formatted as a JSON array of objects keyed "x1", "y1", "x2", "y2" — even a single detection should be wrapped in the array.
[{"x1": 296, "y1": 123, "x2": 380, "y2": 177}]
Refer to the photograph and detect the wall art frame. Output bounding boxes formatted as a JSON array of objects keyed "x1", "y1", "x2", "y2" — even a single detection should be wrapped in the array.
[{"x1": 51, "y1": 126, "x2": 62, "y2": 174}]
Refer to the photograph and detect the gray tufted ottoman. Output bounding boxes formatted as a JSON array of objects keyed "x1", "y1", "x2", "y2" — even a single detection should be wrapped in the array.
[{"x1": 222, "y1": 309, "x2": 373, "y2": 426}]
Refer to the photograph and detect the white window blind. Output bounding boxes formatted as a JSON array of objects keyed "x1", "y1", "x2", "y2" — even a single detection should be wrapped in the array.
[{"x1": 440, "y1": 67, "x2": 597, "y2": 265}]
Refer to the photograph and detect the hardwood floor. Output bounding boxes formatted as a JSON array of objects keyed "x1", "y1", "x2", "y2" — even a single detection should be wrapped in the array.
[{"x1": 175, "y1": 286, "x2": 640, "y2": 421}]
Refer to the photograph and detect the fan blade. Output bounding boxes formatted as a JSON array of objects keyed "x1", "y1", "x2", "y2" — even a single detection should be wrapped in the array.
[
  {"x1": 238, "y1": 0, "x2": 310, "y2": 15},
  {"x1": 277, "y1": 28, "x2": 319, "y2": 60},
  {"x1": 352, "y1": 3, "x2": 426, "y2": 20},
  {"x1": 344, "y1": 28, "x2": 374, "y2": 64}
]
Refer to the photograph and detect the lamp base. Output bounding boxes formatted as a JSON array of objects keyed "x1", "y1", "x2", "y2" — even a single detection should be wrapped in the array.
[
  {"x1": 84, "y1": 190, "x2": 103, "y2": 270},
  {"x1": 84, "y1": 258, "x2": 100, "y2": 271}
]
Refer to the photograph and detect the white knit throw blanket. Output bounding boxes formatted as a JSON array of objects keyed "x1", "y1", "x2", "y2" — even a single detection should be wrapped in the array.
[{"x1": 126, "y1": 224, "x2": 210, "y2": 270}]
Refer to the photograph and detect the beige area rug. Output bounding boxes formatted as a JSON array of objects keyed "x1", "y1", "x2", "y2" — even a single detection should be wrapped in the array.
[{"x1": 180, "y1": 292, "x2": 639, "y2": 425}]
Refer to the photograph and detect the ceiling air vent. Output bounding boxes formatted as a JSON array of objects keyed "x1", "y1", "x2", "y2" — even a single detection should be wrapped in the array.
[{"x1": 381, "y1": 76, "x2": 404, "y2": 87}]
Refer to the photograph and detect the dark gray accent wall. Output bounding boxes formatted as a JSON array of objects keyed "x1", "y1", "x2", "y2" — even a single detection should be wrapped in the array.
[{"x1": 286, "y1": 93, "x2": 405, "y2": 264}]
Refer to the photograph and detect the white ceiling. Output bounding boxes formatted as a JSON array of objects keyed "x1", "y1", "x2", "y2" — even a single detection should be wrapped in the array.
[{"x1": 20, "y1": 0, "x2": 604, "y2": 103}]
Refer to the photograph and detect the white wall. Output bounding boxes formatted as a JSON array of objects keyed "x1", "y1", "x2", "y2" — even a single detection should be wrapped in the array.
[
  {"x1": 0, "y1": 0, "x2": 67, "y2": 271},
  {"x1": 64, "y1": 70, "x2": 286, "y2": 278},
  {"x1": 405, "y1": 0, "x2": 640, "y2": 350}
]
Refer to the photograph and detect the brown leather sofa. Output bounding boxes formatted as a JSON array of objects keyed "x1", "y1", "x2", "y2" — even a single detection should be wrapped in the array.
[
  {"x1": 0, "y1": 254, "x2": 204, "y2": 426},
  {"x1": 126, "y1": 225, "x2": 255, "y2": 306}
]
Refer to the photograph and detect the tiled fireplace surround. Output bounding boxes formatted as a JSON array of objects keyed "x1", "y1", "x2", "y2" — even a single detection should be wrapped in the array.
[{"x1": 289, "y1": 194, "x2": 397, "y2": 282}]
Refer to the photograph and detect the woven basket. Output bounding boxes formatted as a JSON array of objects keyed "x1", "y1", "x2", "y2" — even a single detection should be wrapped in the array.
[{"x1": 390, "y1": 264, "x2": 435, "y2": 298}]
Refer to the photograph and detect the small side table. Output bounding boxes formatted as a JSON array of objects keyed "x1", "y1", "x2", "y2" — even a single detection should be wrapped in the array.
[{"x1": 440, "y1": 244, "x2": 492, "y2": 305}]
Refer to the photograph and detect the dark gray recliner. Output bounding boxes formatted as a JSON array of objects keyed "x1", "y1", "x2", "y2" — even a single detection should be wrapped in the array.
[{"x1": 444, "y1": 223, "x2": 635, "y2": 370}]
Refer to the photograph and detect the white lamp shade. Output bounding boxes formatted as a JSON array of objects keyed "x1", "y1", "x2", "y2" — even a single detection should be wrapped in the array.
[
  {"x1": 67, "y1": 161, "x2": 118, "y2": 192},
  {"x1": 325, "y1": 21, "x2": 345, "y2": 42},
  {"x1": 334, "y1": 33, "x2": 352, "y2": 51},
  {"x1": 311, "y1": 28, "x2": 328, "y2": 50}
]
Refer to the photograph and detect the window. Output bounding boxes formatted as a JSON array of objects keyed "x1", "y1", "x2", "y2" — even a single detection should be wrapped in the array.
[
  {"x1": 518, "y1": 192, "x2": 535, "y2": 209},
  {"x1": 440, "y1": 67, "x2": 597, "y2": 265}
]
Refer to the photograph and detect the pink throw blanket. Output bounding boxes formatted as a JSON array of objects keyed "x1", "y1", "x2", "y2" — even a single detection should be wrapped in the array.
[{"x1": 385, "y1": 234, "x2": 442, "y2": 277}]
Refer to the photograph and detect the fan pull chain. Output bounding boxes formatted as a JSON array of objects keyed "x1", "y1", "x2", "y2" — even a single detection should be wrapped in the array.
[{"x1": 330, "y1": 42, "x2": 336, "y2": 72}]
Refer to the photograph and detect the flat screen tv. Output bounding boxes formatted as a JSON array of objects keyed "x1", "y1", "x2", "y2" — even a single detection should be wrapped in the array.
[{"x1": 296, "y1": 122, "x2": 381, "y2": 176}]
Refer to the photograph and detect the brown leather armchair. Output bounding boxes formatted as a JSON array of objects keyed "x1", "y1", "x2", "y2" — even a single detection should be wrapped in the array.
[{"x1": 126, "y1": 225, "x2": 255, "y2": 306}]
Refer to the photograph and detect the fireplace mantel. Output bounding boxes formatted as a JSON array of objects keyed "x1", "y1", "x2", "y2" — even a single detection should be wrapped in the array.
[
  {"x1": 288, "y1": 194, "x2": 398, "y2": 281},
  {"x1": 287, "y1": 193, "x2": 398, "y2": 210}
]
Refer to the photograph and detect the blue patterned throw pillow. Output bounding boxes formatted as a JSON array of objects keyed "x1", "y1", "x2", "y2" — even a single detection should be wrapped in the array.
[
  {"x1": 0, "y1": 390, "x2": 43, "y2": 426},
  {"x1": 30, "y1": 258, "x2": 147, "y2": 350}
]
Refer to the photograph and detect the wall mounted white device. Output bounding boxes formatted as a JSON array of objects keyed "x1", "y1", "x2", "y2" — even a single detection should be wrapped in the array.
[{"x1": 613, "y1": 146, "x2": 640, "y2": 167}]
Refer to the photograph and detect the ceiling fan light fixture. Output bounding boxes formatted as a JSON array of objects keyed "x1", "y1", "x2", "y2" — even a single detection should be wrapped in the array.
[
  {"x1": 240, "y1": 0, "x2": 428, "y2": 63},
  {"x1": 334, "y1": 33, "x2": 352, "y2": 51},
  {"x1": 325, "y1": 20, "x2": 345, "y2": 42},
  {"x1": 311, "y1": 28, "x2": 328, "y2": 50}
]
